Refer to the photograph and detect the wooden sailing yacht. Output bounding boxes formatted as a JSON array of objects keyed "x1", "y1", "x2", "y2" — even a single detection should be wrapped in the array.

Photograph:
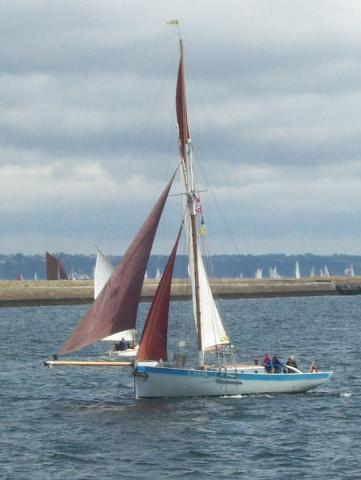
[{"x1": 46, "y1": 35, "x2": 332, "y2": 398}]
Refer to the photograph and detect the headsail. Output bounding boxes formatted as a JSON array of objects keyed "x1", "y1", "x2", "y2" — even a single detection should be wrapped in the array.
[
  {"x1": 188, "y1": 239, "x2": 230, "y2": 351},
  {"x1": 94, "y1": 246, "x2": 114, "y2": 299},
  {"x1": 137, "y1": 227, "x2": 182, "y2": 362},
  {"x1": 59, "y1": 175, "x2": 175, "y2": 355}
]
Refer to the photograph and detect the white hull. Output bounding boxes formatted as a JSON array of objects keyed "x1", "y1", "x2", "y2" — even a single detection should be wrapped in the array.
[
  {"x1": 134, "y1": 365, "x2": 332, "y2": 398},
  {"x1": 106, "y1": 346, "x2": 138, "y2": 360}
]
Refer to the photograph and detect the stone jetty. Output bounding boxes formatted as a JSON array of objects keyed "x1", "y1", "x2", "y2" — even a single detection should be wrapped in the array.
[{"x1": 1, "y1": 277, "x2": 361, "y2": 307}]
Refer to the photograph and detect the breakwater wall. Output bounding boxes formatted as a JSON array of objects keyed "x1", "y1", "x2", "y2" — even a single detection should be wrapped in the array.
[{"x1": 1, "y1": 277, "x2": 361, "y2": 307}]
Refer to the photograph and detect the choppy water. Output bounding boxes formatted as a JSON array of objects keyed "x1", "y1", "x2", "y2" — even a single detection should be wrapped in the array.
[{"x1": 1, "y1": 296, "x2": 360, "y2": 479}]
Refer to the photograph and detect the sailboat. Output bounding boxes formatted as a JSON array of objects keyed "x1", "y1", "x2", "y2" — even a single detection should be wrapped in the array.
[
  {"x1": 269, "y1": 266, "x2": 281, "y2": 279},
  {"x1": 45, "y1": 35, "x2": 332, "y2": 398},
  {"x1": 255, "y1": 268, "x2": 262, "y2": 279},
  {"x1": 155, "y1": 266, "x2": 161, "y2": 280},
  {"x1": 323, "y1": 265, "x2": 330, "y2": 277},
  {"x1": 46, "y1": 252, "x2": 68, "y2": 280},
  {"x1": 344, "y1": 264, "x2": 355, "y2": 277},
  {"x1": 295, "y1": 260, "x2": 301, "y2": 279},
  {"x1": 94, "y1": 246, "x2": 138, "y2": 359},
  {"x1": 68, "y1": 269, "x2": 77, "y2": 281}
]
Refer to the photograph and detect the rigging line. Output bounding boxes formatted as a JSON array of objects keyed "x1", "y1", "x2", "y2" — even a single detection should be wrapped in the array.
[
  {"x1": 186, "y1": 63, "x2": 246, "y2": 257},
  {"x1": 196, "y1": 157, "x2": 243, "y2": 257},
  {"x1": 96, "y1": 49, "x2": 178, "y2": 247}
]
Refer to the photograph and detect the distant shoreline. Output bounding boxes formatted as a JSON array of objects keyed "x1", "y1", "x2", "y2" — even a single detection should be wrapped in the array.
[{"x1": 1, "y1": 277, "x2": 361, "y2": 307}]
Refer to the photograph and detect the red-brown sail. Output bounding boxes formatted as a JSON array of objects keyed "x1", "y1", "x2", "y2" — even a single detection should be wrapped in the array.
[
  {"x1": 59, "y1": 175, "x2": 175, "y2": 355},
  {"x1": 58, "y1": 260, "x2": 68, "y2": 280},
  {"x1": 176, "y1": 42, "x2": 190, "y2": 164},
  {"x1": 137, "y1": 226, "x2": 182, "y2": 362},
  {"x1": 46, "y1": 252, "x2": 60, "y2": 280}
]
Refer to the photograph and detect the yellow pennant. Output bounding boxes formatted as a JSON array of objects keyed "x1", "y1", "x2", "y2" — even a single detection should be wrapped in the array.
[{"x1": 167, "y1": 19, "x2": 179, "y2": 25}]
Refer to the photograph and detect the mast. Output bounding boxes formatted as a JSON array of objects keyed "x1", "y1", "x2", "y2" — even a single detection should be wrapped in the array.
[
  {"x1": 190, "y1": 202, "x2": 203, "y2": 365},
  {"x1": 176, "y1": 39, "x2": 203, "y2": 365}
]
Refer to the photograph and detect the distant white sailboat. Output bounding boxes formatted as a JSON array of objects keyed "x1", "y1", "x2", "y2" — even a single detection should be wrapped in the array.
[
  {"x1": 295, "y1": 260, "x2": 301, "y2": 279},
  {"x1": 269, "y1": 266, "x2": 281, "y2": 279},
  {"x1": 68, "y1": 269, "x2": 77, "y2": 281},
  {"x1": 155, "y1": 266, "x2": 161, "y2": 280},
  {"x1": 255, "y1": 268, "x2": 263, "y2": 279},
  {"x1": 310, "y1": 266, "x2": 315, "y2": 277},
  {"x1": 345, "y1": 264, "x2": 355, "y2": 277},
  {"x1": 323, "y1": 266, "x2": 330, "y2": 277}
]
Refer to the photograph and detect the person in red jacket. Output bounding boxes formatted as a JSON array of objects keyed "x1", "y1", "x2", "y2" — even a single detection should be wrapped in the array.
[{"x1": 263, "y1": 353, "x2": 273, "y2": 373}]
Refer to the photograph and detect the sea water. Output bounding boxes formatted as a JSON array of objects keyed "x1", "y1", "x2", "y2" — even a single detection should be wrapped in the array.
[{"x1": 0, "y1": 296, "x2": 360, "y2": 479}]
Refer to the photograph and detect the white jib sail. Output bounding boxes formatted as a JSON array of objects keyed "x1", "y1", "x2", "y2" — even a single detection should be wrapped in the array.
[
  {"x1": 94, "y1": 247, "x2": 114, "y2": 299},
  {"x1": 197, "y1": 250, "x2": 230, "y2": 351},
  {"x1": 94, "y1": 247, "x2": 134, "y2": 343},
  {"x1": 186, "y1": 221, "x2": 229, "y2": 351}
]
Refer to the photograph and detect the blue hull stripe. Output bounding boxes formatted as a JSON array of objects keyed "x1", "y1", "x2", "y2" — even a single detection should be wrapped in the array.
[{"x1": 135, "y1": 366, "x2": 331, "y2": 382}]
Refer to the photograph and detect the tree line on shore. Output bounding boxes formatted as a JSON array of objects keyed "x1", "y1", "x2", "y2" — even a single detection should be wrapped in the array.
[{"x1": 0, "y1": 252, "x2": 360, "y2": 280}]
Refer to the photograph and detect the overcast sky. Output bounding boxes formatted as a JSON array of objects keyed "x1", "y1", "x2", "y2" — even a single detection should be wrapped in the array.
[{"x1": 1, "y1": 0, "x2": 361, "y2": 255}]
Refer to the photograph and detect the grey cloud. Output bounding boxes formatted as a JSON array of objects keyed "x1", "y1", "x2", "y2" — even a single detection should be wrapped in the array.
[{"x1": 1, "y1": 0, "x2": 361, "y2": 253}]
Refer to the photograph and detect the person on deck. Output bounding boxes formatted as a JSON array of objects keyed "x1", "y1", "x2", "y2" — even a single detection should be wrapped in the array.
[
  {"x1": 284, "y1": 355, "x2": 298, "y2": 373},
  {"x1": 263, "y1": 353, "x2": 273, "y2": 373},
  {"x1": 115, "y1": 338, "x2": 129, "y2": 351},
  {"x1": 272, "y1": 355, "x2": 283, "y2": 374}
]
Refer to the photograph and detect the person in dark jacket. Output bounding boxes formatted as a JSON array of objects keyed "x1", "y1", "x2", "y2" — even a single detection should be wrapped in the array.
[
  {"x1": 284, "y1": 355, "x2": 298, "y2": 373},
  {"x1": 272, "y1": 355, "x2": 283, "y2": 374},
  {"x1": 115, "y1": 338, "x2": 129, "y2": 351}
]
